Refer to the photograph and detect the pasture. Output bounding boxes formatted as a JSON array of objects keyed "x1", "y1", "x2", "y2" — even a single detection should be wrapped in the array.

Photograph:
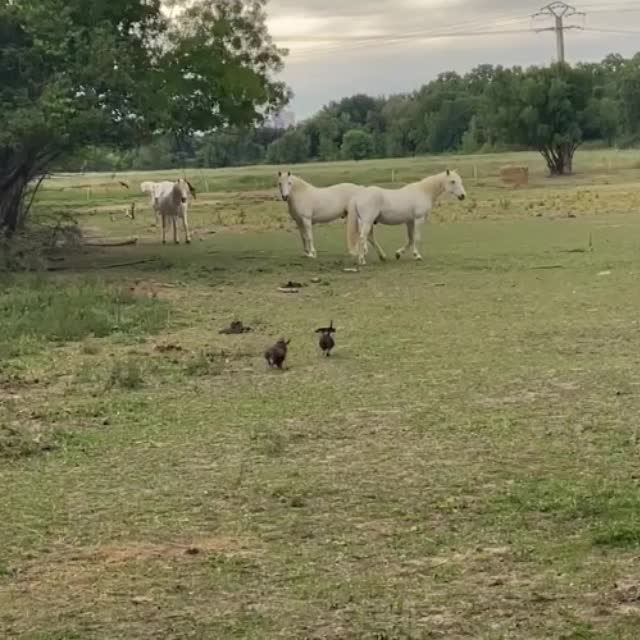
[{"x1": 2, "y1": 149, "x2": 640, "y2": 639}]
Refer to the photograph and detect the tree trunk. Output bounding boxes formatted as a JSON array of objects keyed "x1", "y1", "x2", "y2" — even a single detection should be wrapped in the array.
[
  {"x1": 540, "y1": 143, "x2": 576, "y2": 176},
  {"x1": 559, "y1": 143, "x2": 574, "y2": 175},
  {"x1": 0, "y1": 152, "x2": 53, "y2": 235},
  {"x1": 0, "y1": 171, "x2": 30, "y2": 235}
]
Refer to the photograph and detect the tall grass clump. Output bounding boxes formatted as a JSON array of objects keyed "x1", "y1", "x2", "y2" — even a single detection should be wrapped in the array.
[{"x1": 0, "y1": 277, "x2": 169, "y2": 359}]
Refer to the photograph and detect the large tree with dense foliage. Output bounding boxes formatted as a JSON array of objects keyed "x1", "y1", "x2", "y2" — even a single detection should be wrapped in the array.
[
  {"x1": 0, "y1": 0, "x2": 288, "y2": 233},
  {"x1": 484, "y1": 63, "x2": 606, "y2": 175}
]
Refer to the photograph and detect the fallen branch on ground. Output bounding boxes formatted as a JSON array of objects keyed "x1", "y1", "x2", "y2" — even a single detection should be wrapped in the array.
[
  {"x1": 47, "y1": 258, "x2": 155, "y2": 272},
  {"x1": 84, "y1": 238, "x2": 138, "y2": 247},
  {"x1": 532, "y1": 265, "x2": 565, "y2": 270}
]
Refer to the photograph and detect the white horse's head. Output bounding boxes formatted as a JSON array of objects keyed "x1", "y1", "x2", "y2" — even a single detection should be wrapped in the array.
[
  {"x1": 444, "y1": 169, "x2": 466, "y2": 201},
  {"x1": 277, "y1": 170, "x2": 293, "y2": 202},
  {"x1": 173, "y1": 179, "x2": 195, "y2": 205}
]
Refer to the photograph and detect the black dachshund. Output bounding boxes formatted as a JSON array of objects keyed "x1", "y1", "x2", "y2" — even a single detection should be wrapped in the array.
[
  {"x1": 265, "y1": 338, "x2": 291, "y2": 369},
  {"x1": 315, "y1": 321, "x2": 336, "y2": 357}
]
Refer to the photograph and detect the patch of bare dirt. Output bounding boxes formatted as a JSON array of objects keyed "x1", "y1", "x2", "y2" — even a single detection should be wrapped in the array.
[
  {"x1": 8, "y1": 535, "x2": 260, "y2": 586},
  {"x1": 84, "y1": 536, "x2": 258, "y2": 564}
]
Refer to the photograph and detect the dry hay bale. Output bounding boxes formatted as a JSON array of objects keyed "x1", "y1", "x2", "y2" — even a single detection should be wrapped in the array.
[{"x1": 500, "y1": 165, "x2": 529, "y2": 187}]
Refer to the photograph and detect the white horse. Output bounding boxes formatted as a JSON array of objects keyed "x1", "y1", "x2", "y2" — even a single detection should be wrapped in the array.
[
  {"x1": 141, "y1": 179, "x2": 196, "y2": 239},
  {"x1": 154, "y1": 179, "x2": 196, "y2": 245},
  {"x1": 347, "y1": 169, "x2": 466, "y2": 265},
  {"x1": 141, "y1": 181, "x2": 166, "y2": 225},
  {"x1": 277, "y1": 170, "x2": 387, "y2": 260}
]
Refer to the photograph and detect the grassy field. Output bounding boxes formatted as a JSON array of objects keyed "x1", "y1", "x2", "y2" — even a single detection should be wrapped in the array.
[{"x1": 2, "y1": 149, "x2": 640, "y2": 639}]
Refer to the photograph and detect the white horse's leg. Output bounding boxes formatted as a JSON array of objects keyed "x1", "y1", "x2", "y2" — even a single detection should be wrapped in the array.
[
  {"x1": 396, "y1": 221, "x2": 415, "y2": 260},
  {"x1": 368, "y1": 227, "x2": 387, "y2": 262},
  {"x1": 302, "y1": 218, "x2": 317, "y2": 258},
  {"x1": 161, "y1": 214, "x2": 167, "y2": 245},
  {"x1": 172, "y1": 216, "x2": 179, "y2": 244},
  {"x1": 413, "y1": 217, "x2": 424, "y2": 261},
  {"x1": 358, "y1": 219, "x2": 373, "y2": 266},
  {"x1": 181, "y1": 212, "x2": 191, "y2": 244},
  {"x1": 294, "y1": 219, "x2": 309, "y2": 255}
]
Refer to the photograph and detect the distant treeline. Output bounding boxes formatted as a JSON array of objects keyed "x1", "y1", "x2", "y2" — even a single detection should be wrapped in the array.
[{"x1": 57, "y1": 53, "x2": 640, "y2": 175}]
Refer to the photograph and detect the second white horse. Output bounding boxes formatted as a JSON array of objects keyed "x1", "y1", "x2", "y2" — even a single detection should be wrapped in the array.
[{"x1": 347, "y1": 169, "x2": 467, "y2": 265}]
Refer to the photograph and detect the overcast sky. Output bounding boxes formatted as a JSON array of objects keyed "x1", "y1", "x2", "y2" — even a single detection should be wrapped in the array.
[{"x1": 265, "y1": 0, "x2": 640, "y2": 119}]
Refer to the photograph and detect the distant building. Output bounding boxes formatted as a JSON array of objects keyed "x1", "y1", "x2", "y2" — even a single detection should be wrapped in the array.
[{"x1": 267, "y1": 110, "x2": 296, "y2": 130}]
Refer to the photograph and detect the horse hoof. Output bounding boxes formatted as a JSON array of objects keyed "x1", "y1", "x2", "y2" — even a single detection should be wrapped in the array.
[
  {"x1": 379, "y1": 255, "x2": 387, "y2": 262},
  {"x1": 395, "y1": 252, "x2": 402, "y2": 261},
  {"x1": 414, "y1": 255, "x2": 423, "y2": 262}
]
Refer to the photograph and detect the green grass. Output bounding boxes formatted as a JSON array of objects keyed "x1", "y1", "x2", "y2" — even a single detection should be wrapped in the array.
[
  {"x1": 106, "y1": 358, "x2": 145, "y2": 390},
  {"x1": 2, "y1": 150, "x2": 640, "y2": 638},
  {"x1": 0, "y1": 278, "x2": 169, "y2": 359}
]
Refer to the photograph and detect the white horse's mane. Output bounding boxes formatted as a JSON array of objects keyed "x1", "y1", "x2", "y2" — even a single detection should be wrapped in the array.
[
  {"x1": 419, "y1": 170, "x2": 461, "y2": 194},
  {"x1": 288, "y1": 174, "x2": 312, "y2": 192}
]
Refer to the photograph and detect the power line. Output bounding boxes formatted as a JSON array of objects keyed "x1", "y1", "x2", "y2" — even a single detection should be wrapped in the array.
[
  {"x1": 285, "y1": 27, "x2": 537, "y2": 45},
  {"x1": 276, "y1": 9, "x2": 532, "y2": 44},
  {"x1": 579, "y1": 1, "x2": 638, "y2": 8},
  {"x1": 583, "y1": 27, "x2": 640, "y2": 35},
  {"x1": 286, "y1": 28, "x2": 541, "y2": 62}
]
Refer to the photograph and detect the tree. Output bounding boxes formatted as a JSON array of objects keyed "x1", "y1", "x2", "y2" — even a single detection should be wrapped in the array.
[
  {"x1": 427, "y1": 98, "x2": 476, "y2": 152},
  {"x1": 266, "y1": 128, "x2": 310, "y2": 164},
  {"x1": 485, "y1": 63, "x2": 598, "y2": 175},
  {"x1": 381, "y1": 95, "x2": 419, "y2": 157},
  {"x1": 619, "y1": 57, "x2": 640, "y2": 142},
  {"x1": 341, "y1": 129, "x2": 374, "y2": 161},
  {"x1": 0, "y1": 0, "x2": 288, "y2": 234}
]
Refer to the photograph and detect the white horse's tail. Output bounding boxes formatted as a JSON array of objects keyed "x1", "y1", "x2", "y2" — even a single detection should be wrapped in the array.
[{"x1": 346, "y1": 198, "x2": 361, "y2": 256}]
